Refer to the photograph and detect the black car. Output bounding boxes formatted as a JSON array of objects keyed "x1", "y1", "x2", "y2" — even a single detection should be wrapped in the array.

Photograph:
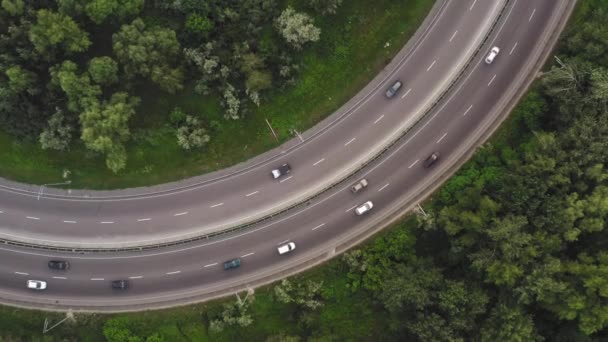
[
  {"x1": 111, "y1": 280, "x2": 129, "y2": 290},
  {"x1": 423, "y1": 152, "x2": 440, "y2": 168},
  {"x1": 223, "y1": 258, "x2": 241, "y2": 270},
  {"x1": 48, "y1": 260, "x2": 70, "y2": 270},
  {"x1": 271, "y1": 163, "x2": 291, "y2": 179}
]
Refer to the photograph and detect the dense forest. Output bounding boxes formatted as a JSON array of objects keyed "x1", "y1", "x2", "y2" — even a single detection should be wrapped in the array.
[{"x1": 0, "y1": 0, "x2": 341, "y2": 172}]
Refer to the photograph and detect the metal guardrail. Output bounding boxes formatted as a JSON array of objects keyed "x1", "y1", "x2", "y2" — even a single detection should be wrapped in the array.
[{"x1": 0, "y1": 0, "x2": 513, "y2": 253}]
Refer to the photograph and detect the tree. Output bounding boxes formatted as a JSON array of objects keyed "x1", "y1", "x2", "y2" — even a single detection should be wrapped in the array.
[
  {"x1": 39, "y1": 110, "x2": 72, "y2": 151},
  {"x1": 208, "y1": 294, "x2": 254, "y2": 333},
  {"x1": 480, "y1": 304, "x2": 542, "y2": 342},
  {"x1": 308, "y1": 0, "x2": 343, "y2": 15},
  {"x1": 176, "y1": 115, "x2": 210, "y2": 150},
  {"x1": 4, "y1": 65, "x2": 36, "y2": 94},
  {"x1": 50, "y1": 60, "x2": 101, "y2": 113},
  {"x1": 88, "y1": 56, "x2": 118, "y2": 85},
  {"x1": 29, "y1": 9, "x2": 90, "y2": 55},
  {"x1": 80, "y1": 92, "x2": 139, "y2": 173},
  {"x1": 274, "y1": 278, "x2": 324, "y2": 310},
  {"x1": 113, "y1": 18, "x2": 183, "y2": 93},
  {"x1": 1, "y1": 0, "x2": 24, "y2": 16},
  {"x1": 275, "y1": 6, "x2": 321, "y2": 50},
  {"x1": 85, "y1": 0, "x2": 144, "y2": 24}
]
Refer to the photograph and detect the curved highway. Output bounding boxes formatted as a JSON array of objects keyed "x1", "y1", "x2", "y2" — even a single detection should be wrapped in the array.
[
  {"x1": 0, "y1": 0, "x2": 504, "y2": 248},
  {"x1": 0, "y1": 0, "x2": 575, "y2": 311}
]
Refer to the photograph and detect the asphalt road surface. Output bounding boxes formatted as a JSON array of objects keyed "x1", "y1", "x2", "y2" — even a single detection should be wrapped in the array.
[{"x1": 0, "y1": 0, "x2": 574, "y2": 311}]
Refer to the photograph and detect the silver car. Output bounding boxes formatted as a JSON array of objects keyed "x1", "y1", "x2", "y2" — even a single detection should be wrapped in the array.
[
  {"x1": 385, "y1": 80, "x2": 403, "y2": 98},
  {"x1": 355, "y1": 201, "x2": 374, "y2": 215},
  {"x1": 351, "y1": 179, "x2": 369, "y2": 193}
]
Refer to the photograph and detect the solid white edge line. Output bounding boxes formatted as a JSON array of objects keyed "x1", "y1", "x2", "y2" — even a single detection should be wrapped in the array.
[{"x1": 408, "y1": 159, "x2": 420, "y2": 168}]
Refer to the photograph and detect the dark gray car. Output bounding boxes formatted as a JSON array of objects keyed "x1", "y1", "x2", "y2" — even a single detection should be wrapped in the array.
[
  {"x1": 223, "y1": 258, "x2": 241, "y2": 270},
  {"x1": 385, "y1": 80, "x2": 403, "y2": 98}
]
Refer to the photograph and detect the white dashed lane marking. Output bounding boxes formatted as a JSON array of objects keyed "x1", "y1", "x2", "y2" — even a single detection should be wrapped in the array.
[
  {"x1": 129, "y1": 276, "x2": 143, "y2": 279},
  {"x1": 204, "y1": 263, "x2": 218, "y2": 268},
  {"x1": 241, "y1": 252, "x2": 255, "y2": 258},
  {"x1": 26, "y1": 216, "x2": 39, "y2": 220},
  {"x1": 344, "y1": 138, "x2": 356, "y2": 147},
  {"x1": 345, "y1": 205, "x2": 357, "y2": 213},
  {"x1": 488, "y1": 74, "x2": 497, "y2": 87},
  {"x1": 463, "y1": 104, "x2": 473, "y2": 116},
  {"x1": 470, "y1": 0, "x2": 477, "y2": 11},
  {"x1": 137, "y1": 218, "x2": 151, "y2": 222},
  {"x1": 378, "y1": 183, "x2": 390, "y2": 192},
  {"x1": 529, "y1": 8, "x2": 536, "y2": 22},
  {"x1": 426, "y1": 60, "x2": 436, "y2": 72},
  {"x1": 509, "y1": 42, "x2": 518, "y2": 55},
  {"x1": 245, "y1": 191, "x2": 259, "y2": 197},
  {"x1": 408, "y1": 159, "x2": 420, "y2": 168},
  {"x1": 166, "y1": 271, "x2": 181, "y2": 275},
  {"x1": 91, "y1": 278, "x2": 104, "y2": 281},
  {"x1": 15, "y1": 272, "x2": 28, "y2": 275},
  {"x1": 312, "y1": 223, "x2": 326, "y2": 231},
  {"x1": 374, "y1": 115, "x2": 384, "y2": 124},
  {"x1": 277, "y1": 239, "x2": 290, "y2": 245},
  {"x1": 279, "y1": 176, "x2": 293, "y2": 183},
  {"x1": 313, "y1": 158, "x2": 325, "y2": 166},
  {"x1": 437, "y1": 133, "x2": 448, "y2": 144},
  {"x1": 100, "y1": 221, "x2": 114, "y2": 224},
  {"x1": 210, "y1": 203, "x2": 224, "y2": 208},
  {"x1": 449, "y1": 30, "x2": 458, "y2": 42},
  {"x1": 174, "y1": 212, "x2": 188, "y2": 216},
  {"x1": 401, "y1": 88, "x2": 412, "y2": 99},
  {"x1": 63, "y1": 220, "x2": 76, "y2": 224},
  {"x1": 52, "y1": 276, "x2": 67, "y2": 280}
]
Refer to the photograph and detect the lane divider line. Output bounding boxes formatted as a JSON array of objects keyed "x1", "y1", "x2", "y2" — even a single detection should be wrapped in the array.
[
  {"x1": 426, "y1": 60, "x2": 436, "y2": 72},
  {"x1": 63, "y1": 220, "x2": 76, "y2": 224},
  {"x1": 313, "y1": 158, "x2": 325, "y2": 166},
  {"x1": 245, "y1": 191, "x2": 259, "y2": 197},
  {"x1": 15, "y1": 271, "x2": 28, "y2": 275},
  {"x1": 488, "y1": 74, "x2": 497, "y2": 87},
  {"x1": 90, "y1": 278, "x2": 104, "y2": 281},
  {"x1": 401, "y1": 88, "x2": 412, "y2": 99},
  {"x1": 204, "y1": 263, "x2": 218, "y2": 268},
  {"x1": 509, "y1": 42, "x2": 518, "y2": 55},
  {"x1": 373, "y1": 115, "x2": 384, "y2": 124},
  {"x1": 449, "y1": 30, "x2": 458, "y2": 43},
  {"x1": 174, "y1": 212, "x2": 188, "y2": 216},
  {"x1": 378, "y1": 183, "x2": 390, "y2": 192},
  {"x1": 312, "y1": 223, "x2": 326, "y2": 231},
  {"x1": 279, "y1": 176, "x2": 293, "y2": 184},
  {"x1": 241, "y1": 252, "x2": 255, "y2": 258},
  {"x1": 26, "y1": 216, "x2": 39, "y2": 220},
  {"x1": 345, "y1": 205, "x2": 357, "y2": 213},
  {"x1": 52, "y1": 276, "x2": 67, "y2": 279},
  {"x1": 408, "y1": 159, "x2": 420, "y2": 168},
  {"x1": 137, "y1": 218, "x2": 151, "y2": 222},
  {"x1": 129, "y1": 276, "x2": 143, "y2": 279},
  {"x1": 437, "y1": 132, "x2": 448, "y2": 144},
  {"x1": 100, "y1": 221, "x2": 114, "y2": 224},
  {"x1": 166, "y1": 271, "x2": 181, "y2": 275},
  {"x1": 210, "y1": 203, "x2": 224, "y2": 208},
  {"x1": 463, "y1": 104, "x2": 473, "y2": 116},
  {"x1": 344, "y1": 137, "x2": 356, "y2": 147}
]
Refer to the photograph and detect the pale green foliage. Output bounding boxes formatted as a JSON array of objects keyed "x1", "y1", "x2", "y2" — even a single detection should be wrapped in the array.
[
  {"x1": 113, "y1": 18, "x2": 183, "y2": 93},
  {"x1": 274, "y1": 278, "x2": 324, "y2": 310},
  {"x1": 88, "y1": 56, "x2": 118, "y2": 85},
  {"x1": 39, "y1": 110, "x2": 72, "y2": 151},
  {"x1": 176, "y1": 115, "x2": 210, "y2": 150},
  {"x1": 275, "y1": 6, "x2": 321, "y2": 50},
  {"x1": 29, "y1": 9, "x2": 91, "y2": 54},
  {"x1": 80, "y1": 92, "x2": 140, "y2": 173},
  {"x1": 308, "y1": 0, "x2": 343, "y2": 15},
  {"x1": 208, "y1": 295, "x2": 254, "y2": 333},
  {"x1": 50, "y1": 61, "x2": 101, "y2": 112},
  {"x1": 5, "y1": 65, "x2": 35, "y2": 94},
  {"x1": 480, "y1": 304, "x2": 542, "y2": 342},
  {"x1": 85, "y1": 0, "x2": 144, "y2": 24},
  {"x1": 222, "y1": 84, "x2": 240, "y2": 119},
  {"x1": 1, "y1": 0, "x2": 24, "y2": 16}
]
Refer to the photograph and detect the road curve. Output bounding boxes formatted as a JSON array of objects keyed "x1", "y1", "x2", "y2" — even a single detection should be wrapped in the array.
[
  {"x1": 0, "y1": 0, "x2": 576, "y2": 311},
  {"x1": 0, "y1": 0, "x2": 507, "y2": 248}
]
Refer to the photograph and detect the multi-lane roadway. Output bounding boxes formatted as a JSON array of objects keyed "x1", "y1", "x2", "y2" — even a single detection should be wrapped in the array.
[{"x1": 0, "y1": 0, "x2": 575, "y2": 311}]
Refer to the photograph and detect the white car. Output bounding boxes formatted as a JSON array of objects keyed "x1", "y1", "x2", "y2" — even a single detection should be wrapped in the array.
[
  {"x1": 271, "y1": 163, "x2": 291, "y2": 179},
  {"x1": 27, "y1": 280, "x2": 47, "y2": 290},
  {"x1": 277, "y1": 242, "x2": 296, "y2": 255},
  {"x1": 355, "y1": 201, "x2": 374, "y2": 216},
  {"x1": 485, "y1": 46, "x2": 500, "y2": 64}
]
